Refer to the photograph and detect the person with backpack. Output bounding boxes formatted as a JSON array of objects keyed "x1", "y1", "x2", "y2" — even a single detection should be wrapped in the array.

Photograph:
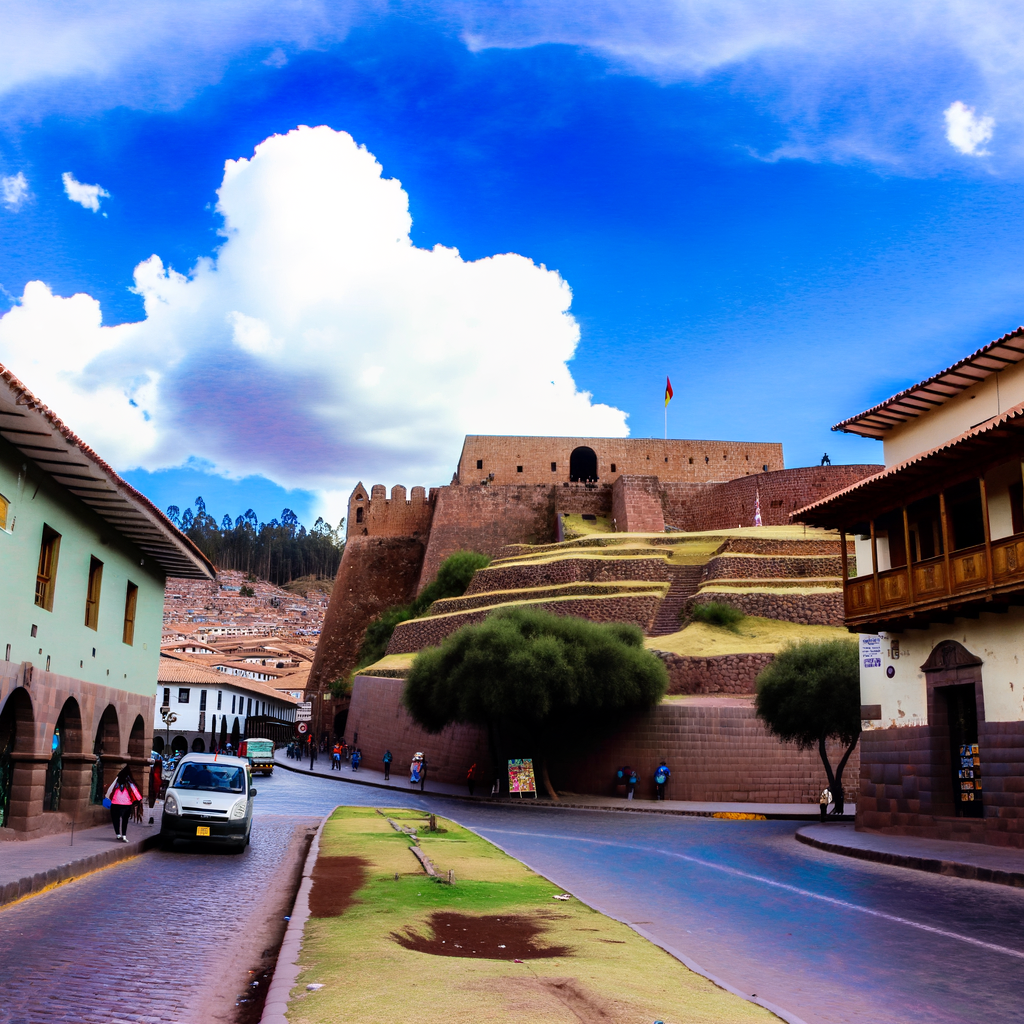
[
  {"x1": 104, "y1": 766, "x2": 142, "y2": 842},
  {"x1": 351, "y1": 748, "x2": 362, "y2": 771},
  {"x1": 654, "y1": 760, "x2": 670, "y2": 801},
  {"x1": 382, "y1": 749, "x2": 392, "y2": 780}
]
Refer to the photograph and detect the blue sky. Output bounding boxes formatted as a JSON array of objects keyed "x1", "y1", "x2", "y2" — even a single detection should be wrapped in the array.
[{"x1": 1, "y1": 2, "x2": 1023, "y2": 528}]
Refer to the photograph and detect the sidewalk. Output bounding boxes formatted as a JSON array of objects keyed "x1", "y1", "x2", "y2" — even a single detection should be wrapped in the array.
[
  {"x1": 275, "y1": 750, "x2": 848, "y2": 820},
  {"x1": 796, "y1": 822, "x2": 1024, "y2": 888},
  {"x1": 0, "y1": 806, "x2": 162, "y2": 908}
]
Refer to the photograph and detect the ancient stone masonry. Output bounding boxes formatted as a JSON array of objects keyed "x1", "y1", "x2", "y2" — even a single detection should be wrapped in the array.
[
  {"x1": 692, "y1": 590, "x2": 845, "y2": 627},
  {"x1": 307, "y1": 435, "x2": 878, "y2": 694},
  {"x1": 653, "y1": 651, "x2": 776, "y2": 695}
]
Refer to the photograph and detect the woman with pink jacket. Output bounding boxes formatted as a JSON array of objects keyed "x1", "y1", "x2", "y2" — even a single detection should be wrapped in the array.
[{"x1": 105, "y1": 766, "x2": 142, "y2": 842}]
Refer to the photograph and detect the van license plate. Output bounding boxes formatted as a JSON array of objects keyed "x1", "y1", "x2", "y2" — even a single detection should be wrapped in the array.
[{"x1": 196, "y1": 826, "x2": 211, "y2": 837}]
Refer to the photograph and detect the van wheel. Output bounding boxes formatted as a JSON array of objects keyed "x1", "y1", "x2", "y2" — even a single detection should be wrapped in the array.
[{"x1": 245, "y1": 830, "x2": 251, "y2": 846}]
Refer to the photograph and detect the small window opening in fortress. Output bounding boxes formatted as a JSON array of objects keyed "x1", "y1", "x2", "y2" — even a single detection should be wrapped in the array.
[
  {"x1": 664, "y1": 457, "x2": 668, "y2": 462},
  {"x1": 356, "y1": 507, "x2": 363, "y2": 524},
  {"x1": 477, "y1": 460, "x2": 483, "y2": 469},
  {"x1": 763, "y1": 464, "x2": 768, "y2": 472},
  {"x1": 610, "y1": 463, "x2": 616, "y2": 473},
  {"x1": 551, "y1": 462, "x2": 557, "y2": 472},
  {"x1": 705, "y1": 456, "x2": 709, "y2": 464},
  {"x1": 517, "y1": 465, "x2": 523, "y2": 473},
  {"x1": 723, "y1": 453, "x2": 727, "y2": 459},
  {"x1": 688, "y1": 457, "x2": 693, "y2": 464},
  {"x1": 745, "y1": 454, "x2": 749, "y2": 460}
]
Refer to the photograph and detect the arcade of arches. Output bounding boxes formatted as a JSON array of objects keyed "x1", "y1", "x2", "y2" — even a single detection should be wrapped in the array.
[{"x1": 0, "y1": 660, "x2": 155, "y2": 836}]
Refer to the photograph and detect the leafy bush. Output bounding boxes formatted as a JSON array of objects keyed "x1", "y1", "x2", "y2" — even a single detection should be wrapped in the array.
[
  {"x1": 690, "y1": 601, "x2": 745, "y2": 630},
  {"x1": 239, "y1": 584, "x2": 255, "y2": 598}
]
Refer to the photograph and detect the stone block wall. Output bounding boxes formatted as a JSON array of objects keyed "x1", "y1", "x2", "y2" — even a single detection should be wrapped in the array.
[
  {"x1": 703, "y1": 554, "x2": 843, "y2": 581},
  {"x1": 416, "y1": 485, "x2": 558, "y2": 592},
  {"x1": 692, "y1": 590, "x2": 844, "y2": 626},
  {"x1": 346, "y1": 674, "x2": 491, "y2": 787},
  {"x1": 660, "y1": 465, "x2": 881, "y2": 531},
  {"x1": 386, "y1": 595, "x2": 664, "y2": 654},
  {"x1": 307, "y1": 535, "x2": 427, "y2": 692},
  {"x1": 857, "y1": 720, "x2": 1024, "y2": 848},
  {"x1": 653, "y1": 651, "x2": 775, "y2": 695},
  {"x1": 466, "y1": 556, "x2": 671, "y2": 594},
  {"x1": 430, "y1": 582, "x2": 663, "y2": 616},
  {"x1": 346, "y1": 674, "x2": 858, "y2": 803},
  {"x1": 611, "y1": 474, "x2": 666, "y2": 533},
  {"x1": 551, "y1": 486, "x2": 614, "y2": 516}
]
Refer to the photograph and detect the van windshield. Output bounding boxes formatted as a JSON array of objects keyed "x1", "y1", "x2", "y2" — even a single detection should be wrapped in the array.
[{"x1": 173, "y1": 762, "x2": 246, "y2": 793}]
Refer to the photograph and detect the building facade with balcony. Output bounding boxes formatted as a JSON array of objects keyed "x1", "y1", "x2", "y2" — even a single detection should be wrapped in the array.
[
  {"x1": 797, "y1": 329, "x2": 1024, "y2": 848},
  {"x1": 0, "y1": 365, "x2": 214, "y2": 836}
]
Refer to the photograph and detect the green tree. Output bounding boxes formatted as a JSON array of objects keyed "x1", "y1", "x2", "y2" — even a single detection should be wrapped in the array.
[
  {"x1": 403, "y1": 607, "x2": 668, "y2": 800},
  {"x1": 754, "y1": 640, "x2": 861, "y2": 814}
]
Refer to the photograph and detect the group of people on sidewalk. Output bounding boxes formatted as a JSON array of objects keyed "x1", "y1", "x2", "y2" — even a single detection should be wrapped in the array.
[
  {"x1": 329, "y1": 740, "x2": 363, "y2": 771},
  {"x1": 616, "y1": 760, "x2": 671, "y2": 800}
]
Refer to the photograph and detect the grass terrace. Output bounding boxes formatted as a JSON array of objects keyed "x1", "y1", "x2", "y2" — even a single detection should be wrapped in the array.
[{"x1": 647, "y1": 615, "x2": 850, "y2": 657}]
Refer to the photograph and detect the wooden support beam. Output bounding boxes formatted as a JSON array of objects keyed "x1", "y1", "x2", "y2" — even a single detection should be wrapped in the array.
[
  {"x1": 902, "y1": 506, "x2": 915, "y2": 606},
  {"x1": 939, "y1": 491, "x2": 952, "y2": 596},
  {"x1": 870, "y1": 519, "x2": 880, "y2": 613},
  {"x1": 980, "y1": 476, "x2": 994, "y2": 587}
]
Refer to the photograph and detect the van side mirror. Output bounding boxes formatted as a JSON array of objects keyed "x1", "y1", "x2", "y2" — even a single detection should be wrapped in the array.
[{"x1": 249, "y1": 787, "x2": 257, "y2": 797}]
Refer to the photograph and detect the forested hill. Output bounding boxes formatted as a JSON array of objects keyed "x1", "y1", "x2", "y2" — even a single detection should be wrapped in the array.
[{"x1": 166, "y1": 497, "x2": 345, "y2": 587}]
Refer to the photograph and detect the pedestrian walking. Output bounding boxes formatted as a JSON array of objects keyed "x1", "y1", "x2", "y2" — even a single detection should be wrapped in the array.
[
  {"x1": 467, "y1": 762, "x2": 476, "y2": 796},
  {"x1": 332, "y1": 743, "x2": 342, "y2": 771},
  {"x1": 148, "y1": 757, "x2": 162, "y2": 809},
  {"x1": 410, "y1": 752, "x2": 424, "y2": 787},
  {"x1": 383, "y1": 749, "x2": 392, "y2": 780},
  {"x1": 309, "y1": 740, "x2": 318, "y2": 771},
  {"x1": 104, "y1": 766, "x2": 142, "y2": 842},
  {"x1": 654, "y1": 759, "x2": 670, "y2": 801},
  {"x1": 351, "y1": 748, "x2": 362, "y2": 771},
  {"x1": 819, "y1": 786, "x2": 833, "y2": 821},
  {"x1": 419, "y1": 753, "x2": 427, "y2": 791},
  {"x1": 627, "y1": 768, "x2": 637, "y2": 800}
]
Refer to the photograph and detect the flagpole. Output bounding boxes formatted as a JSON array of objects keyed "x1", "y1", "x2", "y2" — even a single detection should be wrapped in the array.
[{"x1": 664, "y1": 402, "x2": 667, "y2": 440}]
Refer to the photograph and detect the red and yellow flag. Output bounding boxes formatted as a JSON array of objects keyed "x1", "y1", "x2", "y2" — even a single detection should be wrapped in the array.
[{"x1": 664, "y1": 376, "x2": 674, "y2": 407}]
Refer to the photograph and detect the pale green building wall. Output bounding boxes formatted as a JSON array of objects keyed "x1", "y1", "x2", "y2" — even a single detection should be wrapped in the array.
[{"x1": 0, "y1": 435, "x2": 166, "y2": 698}]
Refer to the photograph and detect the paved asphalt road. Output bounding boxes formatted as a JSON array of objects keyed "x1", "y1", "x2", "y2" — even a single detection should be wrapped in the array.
[{"x1": 3, "y1": 768, "x2": 1022, "y2": 1024}]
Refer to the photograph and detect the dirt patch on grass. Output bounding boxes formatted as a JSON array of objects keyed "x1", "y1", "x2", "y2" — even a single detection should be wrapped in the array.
[
  {"x1": 308, "y1": 856, "x2": 368, "y2": 918},
  {"x1": 393, "y1": 911, "x2": 572, "y2": 960}
]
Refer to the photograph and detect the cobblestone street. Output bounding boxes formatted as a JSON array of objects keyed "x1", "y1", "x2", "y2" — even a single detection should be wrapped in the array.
[{"x1": 0, "y1": 770, "x2": 371, "y2": 1024}]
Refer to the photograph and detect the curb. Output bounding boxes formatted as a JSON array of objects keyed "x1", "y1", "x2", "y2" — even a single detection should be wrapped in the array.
[
  {"x1": 259, "y1": 811, "x2": 329, "y2": 1024},
  {"x1": 0, "y1": 832, "x2": 160, "y2": 909},
  {"x1": 795, "y1": 828, "x2": 1024, "y2": 888},
  {"x1": 275, "y1": 757, "x2": 848, "y2": 821}
]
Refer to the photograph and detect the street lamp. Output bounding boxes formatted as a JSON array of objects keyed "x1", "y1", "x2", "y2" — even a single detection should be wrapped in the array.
[{"x1": 160, "y1": 707, "x2": 178, "y2": 754}]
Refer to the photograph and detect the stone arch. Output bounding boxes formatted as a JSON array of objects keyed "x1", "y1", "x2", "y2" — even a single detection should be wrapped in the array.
[
  {"x1": 152, "y1": 735, "x2": 165, "y2": 754},
  {"x1": 191, "y1": 737, "x2": 205, "y2": 753},
  {"x1": 93, "y1": 705, "x2": 120, "y2": 799},
  {"x1": 569, "y1": 446, "x2": 598, "y2": 483},
  {"x1": 128, "y1": 715, "x2": 147, "y2": 759},
  {"x1": 0, "y1": 688, "x2": 34, "y2": 829},
  {"x1": 333, "y1": 709, "x2": 348, "y2": 739},
  {"x1": 45, "y1": 697, "x2": 83, "y2": 813},
  {"x1": 171, "y1": 735, "x2": 188, "y2": 755}
]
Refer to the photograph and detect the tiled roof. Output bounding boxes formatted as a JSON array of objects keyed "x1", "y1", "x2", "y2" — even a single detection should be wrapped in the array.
[
  {"x1": 0, "y1": 364, "x2": 214, "y2": 579},
  {"x1": 833, "y1": 327, "x2": 1024, "y2": 439},
  {"x1": 795, "y1": 399, "x2": 1024, "y2": 526},
  {"x1": 157, "y1": 655, "x2": 299, "y2": 704}
]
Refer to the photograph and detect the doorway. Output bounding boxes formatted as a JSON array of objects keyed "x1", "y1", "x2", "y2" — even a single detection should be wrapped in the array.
[
  {"x1": 569, "y1": 446, "x2": 598, "y2": 482},
  {"x1": 939, "y1": 683, "x2": 984, "y2": 818}
]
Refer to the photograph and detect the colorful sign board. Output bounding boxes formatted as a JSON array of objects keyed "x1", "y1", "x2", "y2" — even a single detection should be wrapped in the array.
[
  {"x1": 861, "y1": 635, "x2": 882, "y2": 669},
  {"x1": 296, "y1": 701, "x2": 313, "y2": 722},
  {"x1": 508, "y1": 758, "x2": 537, "y2": 796},
  {"x1": 296, "y1": 722, "x2": 308, "y2": 734}
]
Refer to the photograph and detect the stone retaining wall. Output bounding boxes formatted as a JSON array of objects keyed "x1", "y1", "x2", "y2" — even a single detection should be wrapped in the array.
[
  {"x1": 386, "y1": 595, "x2": 664, "y2": 654},
  {"x1": 653, "y1": 650, "x2": 775, "y2": 695},
  {"x1": 703, "y1": 554, "x2": 844, "y2": 581},
  {"x1": 693, "y1": 590, "x2": 844, "y2": 627},
  {"x1": 429, "y1": 582, "x2": 663, "y2": 616},
  {"x1": 466, "y1": 557, "x2": 671, "y2": 594}
]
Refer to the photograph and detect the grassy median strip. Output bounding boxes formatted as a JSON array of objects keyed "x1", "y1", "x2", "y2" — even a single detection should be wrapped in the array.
[{"x1": 289, "y1": 806, "x2": 772, "y2": 1024}]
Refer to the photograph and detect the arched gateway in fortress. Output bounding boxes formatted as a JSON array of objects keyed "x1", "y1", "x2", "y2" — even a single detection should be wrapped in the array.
[{"x1": 306, "y1": 434, "x2": 881, "y2": 802}]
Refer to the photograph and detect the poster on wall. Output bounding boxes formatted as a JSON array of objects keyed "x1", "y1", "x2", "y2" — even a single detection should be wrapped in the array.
[
  {"x1": 861, "y1": 635, "x2": 882, "y2": 669},
  {"x1": 508, "y1": 759, "x2": 537, "y2": 797}
]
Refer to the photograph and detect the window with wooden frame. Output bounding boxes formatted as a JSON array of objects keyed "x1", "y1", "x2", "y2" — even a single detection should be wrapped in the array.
[
  {"x1": 84, "y1": 557, "x2": 103, "y2": 630},
  {"x1": 122, "y1": 581, "x2": 138, "y2": 645},
  {"x1": 35, "y1": 525, "x2": 61, "y2": 610}
]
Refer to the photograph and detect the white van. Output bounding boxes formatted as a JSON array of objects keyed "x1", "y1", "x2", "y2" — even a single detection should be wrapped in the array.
[{"x1": 159, "y1": 752, "x2": 256, "y2": 850}]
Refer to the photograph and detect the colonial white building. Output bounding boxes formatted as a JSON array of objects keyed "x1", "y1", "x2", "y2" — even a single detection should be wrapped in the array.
[{"x1": 154, "y1": 658, "x2": 298, "y2": 754}]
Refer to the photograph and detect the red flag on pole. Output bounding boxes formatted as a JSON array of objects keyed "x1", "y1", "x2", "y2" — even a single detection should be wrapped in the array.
[{"x1": 664, "y1": 377, "x2": 673, "y2": 407}]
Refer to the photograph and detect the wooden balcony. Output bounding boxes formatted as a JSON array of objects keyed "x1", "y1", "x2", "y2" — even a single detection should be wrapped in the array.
[{"x1": 845, "y1": 532, "x2": 1024, "y2": 629}]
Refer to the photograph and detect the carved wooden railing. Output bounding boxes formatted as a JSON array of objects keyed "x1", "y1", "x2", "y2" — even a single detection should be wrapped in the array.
[{"x1": 845, "y1": 533, "x2": 1024, "y2": 622}]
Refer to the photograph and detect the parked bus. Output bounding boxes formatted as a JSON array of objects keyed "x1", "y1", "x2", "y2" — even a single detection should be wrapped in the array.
[{"x1": 238, "y1": 737, "x2": 275, "y2": 776}]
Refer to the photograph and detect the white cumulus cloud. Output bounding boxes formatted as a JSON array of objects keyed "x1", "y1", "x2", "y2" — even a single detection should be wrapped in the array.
[
  {"x1": 944, "y1": 100, "x2": 995, "y2": 156},
  {"x1": 0, "y1": 126, "x2": 627, "y2": 519},
  {"x1": 62, "y1": 171, "x2": 110, "y2": 211},
  {"x1": 2, "y1": 172, "x2": 29, "y2": 210}
]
